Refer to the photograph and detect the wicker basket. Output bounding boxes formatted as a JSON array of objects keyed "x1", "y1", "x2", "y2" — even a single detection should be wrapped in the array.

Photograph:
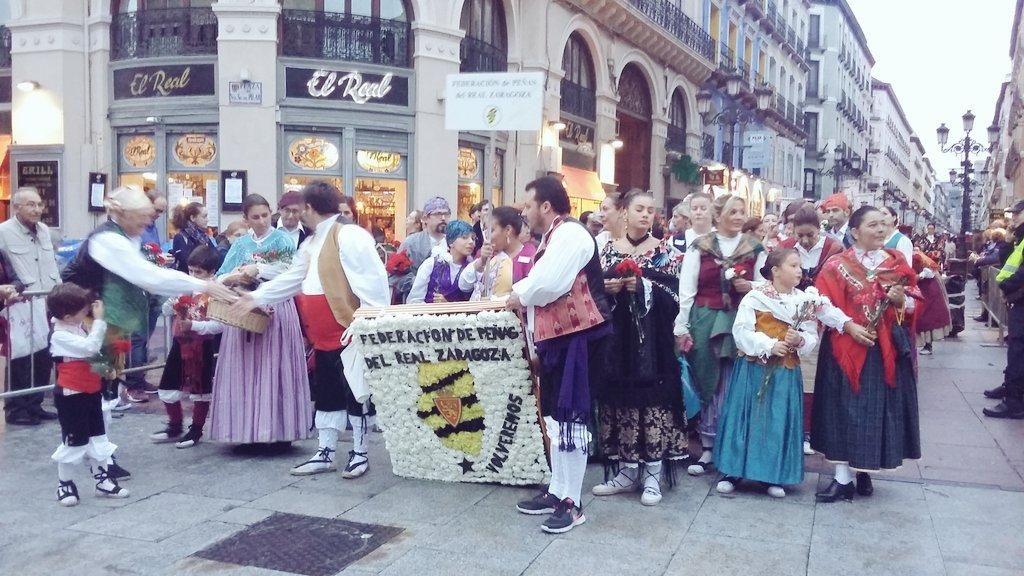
[{"x1": 207, "y1": 298, "x2": 269, "y2": 334}]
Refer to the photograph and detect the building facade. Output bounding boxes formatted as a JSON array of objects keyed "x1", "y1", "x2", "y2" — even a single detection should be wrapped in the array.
[
  {"x1": 2, "y1": 0, "x2": 725, "y2": 239},
  {"x1": 802, "y1": 0, "x2": 872, "y2": 201}
]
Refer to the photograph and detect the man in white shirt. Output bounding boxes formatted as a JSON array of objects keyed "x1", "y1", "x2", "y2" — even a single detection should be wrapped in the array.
[
  {"x1": 275, "y1": 191, "x2": 307, "y2": 249},
  {"x1": 507, "y1": 176, "x2": 611, "y2": 534},
  {"x1": 235, "y1": 181, "x2": 389, "y2": 479}
]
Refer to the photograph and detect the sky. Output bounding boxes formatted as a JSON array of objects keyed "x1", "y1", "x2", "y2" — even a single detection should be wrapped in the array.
[{"x1": 847, "y1": 0, "x2": 1016, "y2": 177}]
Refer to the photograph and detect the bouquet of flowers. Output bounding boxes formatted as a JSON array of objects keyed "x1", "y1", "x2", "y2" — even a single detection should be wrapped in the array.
[
  {"x1": 386, "y1": 250, "x2": 413, "y2": 277},
  {"x1": 757, "y1": 287, "x2": 832, "y2": 399},
  {"x1": 614, "y1": 258, "x2": 643, "y2": 279},
  {"x1": 142, "y1": 242, "x2": 172, "y2": 267},
  {"x1": 171, "y1": 294, "x2": 208, "y2": 337},
  {"x1": 724, "y1": 265, "x2": 747, "y2": 281},
  {"x1": 250, "y1": 250, "x2": 291, "y2": 266}
]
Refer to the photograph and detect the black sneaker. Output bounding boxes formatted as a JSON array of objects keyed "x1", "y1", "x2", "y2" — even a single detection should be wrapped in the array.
[
  {"x1": 175, "y1": 426, "x2": 203, "y2": 449},
  {"x1": 149, "y1": 423, "x2": 184, "y2": 444},
  {"x1": 107, "y1": 458, "x2": 131, "y2": 481},
  {"x1": 516, "y1": 491, "x2": 560, "y2": 515},
  {"x1": 57, "y1": 480, "x2": 79, "y2": 507},
  {"x1": 541, "y1": 498, "x2": 586, "y2": 534}
]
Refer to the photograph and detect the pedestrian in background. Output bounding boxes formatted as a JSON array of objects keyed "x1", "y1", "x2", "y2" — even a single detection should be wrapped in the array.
[
  {"x1": 171, "y1": 202, "x2": 215, "y2": 274},
  {"x1": 983, "y1": 200, "x2": 1024, "y2": 419},
  {"x1": 0, "y1": 187, "x2": 61, "y2": 425}
]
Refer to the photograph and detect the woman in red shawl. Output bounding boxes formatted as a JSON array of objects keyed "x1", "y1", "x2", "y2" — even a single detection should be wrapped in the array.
[{"x1": 812, "y1": 205, "x2": 922, "y2": 503}]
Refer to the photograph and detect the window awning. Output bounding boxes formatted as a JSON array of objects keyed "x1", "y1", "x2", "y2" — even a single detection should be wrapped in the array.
[{"x1": 560, "y1": 166, "x2": 606, "y2": 201}]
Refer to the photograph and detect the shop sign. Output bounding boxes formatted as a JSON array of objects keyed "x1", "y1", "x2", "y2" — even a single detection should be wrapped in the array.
[
  {"x1": 228, "y1": 81, "x2": 262, "y2": 105},
  {"x1": 113, "y1": 64, "x2": 215, "y2": 100},
  {"x1": 289, "y1": 137, "x2": 340, "y2": 170},
  {"x1": 284, "y1": 67, "x2": 409, "y2": 107},
  {"x1": 445, "y1": 72, "x2": 545, "y2": 131},
  {"x1": 703, "y1": 168, "x2": 726, "y2": 187},
  {"x1": 16, "y1": 160, "x2": 59, "y2": 228},
  {"x1": 357, "y1": 150, "x2": 402, "y2": 174},
  {"x1": 123, "y1": 135, "x2": 156, "y2": 168},
  {"x1": 173, "y1": 134, "x2": 217, "y2": 167},
  {"x1": 559, "y1": 118, "x2": 594, "y2": 152},
  {"x1": 457, "y1": 148, "x2": 480, "y2": 180}
]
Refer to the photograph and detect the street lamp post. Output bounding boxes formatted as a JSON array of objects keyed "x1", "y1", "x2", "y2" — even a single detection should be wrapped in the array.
[
  {"x1": 696, "y1": 79, "x2": 773, "y2": 169},
  {"x1": 936, "y1": 110, "x2": 999, "y2": 257}
]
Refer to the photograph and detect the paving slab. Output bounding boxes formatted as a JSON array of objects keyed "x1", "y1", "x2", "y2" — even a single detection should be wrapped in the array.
[
  {"x1": 665, "y1": 533, "x2": 809, "y2": 576},
  {"x1": 66, "y1": 491, "x2": 246, "y2": 542},
  {"x1": 689, "y1": 491, "x2": 816, "y2": 546},
  {"x1": 522, "y1": 538, "x2": 673, "y2": 576}
]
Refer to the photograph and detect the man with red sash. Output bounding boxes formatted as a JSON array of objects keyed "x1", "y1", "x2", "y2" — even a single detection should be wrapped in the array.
[
  {"x1": 237, "y1": 181, "x2": 389, "y2": 478},
  {"x1": 507, "y1": 176, "x2": 611, "y2": 534}
]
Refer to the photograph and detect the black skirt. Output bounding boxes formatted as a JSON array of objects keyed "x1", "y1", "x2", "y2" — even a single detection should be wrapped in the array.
[
  {"x1": 159, "y1": 336, "x2": 220, "y2": 395},
  {"x1": 810, "y1": 326, "x2": 922, "y2": 470},
  {"x1": 54, "y1": 389, "x2": 106, "y2": 447}
]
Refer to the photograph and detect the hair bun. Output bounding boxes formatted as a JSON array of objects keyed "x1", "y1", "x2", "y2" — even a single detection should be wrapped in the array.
[{"x1": 759, "y1": 263, "x2": 773, "y2": 280}]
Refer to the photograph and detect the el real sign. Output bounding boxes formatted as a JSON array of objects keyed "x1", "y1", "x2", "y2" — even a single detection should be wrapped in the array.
[{"x1": 445, "y1": 72, "x2": 544, "y2": 132}]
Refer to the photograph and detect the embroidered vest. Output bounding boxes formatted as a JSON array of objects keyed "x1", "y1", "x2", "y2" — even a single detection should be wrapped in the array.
[
  {"x1": 749, "y1": 311, "x2": 800, "y2": 368},
  {"x1": 532, "y1": 217, "x2": 611, "y2": 342},
  {"x1": 317, "y1": 221, "x2": 362, "y2": 329}
]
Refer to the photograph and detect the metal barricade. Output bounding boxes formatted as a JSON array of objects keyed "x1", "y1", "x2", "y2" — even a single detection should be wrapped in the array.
[
  {"x1": 0, "y1": 289, "x2": 172, "y2": 401},
  {"x1": 981, "y1": 267, "x2": 1008, "y2": 341}
]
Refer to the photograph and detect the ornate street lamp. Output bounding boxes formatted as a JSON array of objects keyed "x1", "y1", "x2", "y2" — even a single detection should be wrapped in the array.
[{"x1": 938, "y1": 109, "x2": 997, "y2": 257}]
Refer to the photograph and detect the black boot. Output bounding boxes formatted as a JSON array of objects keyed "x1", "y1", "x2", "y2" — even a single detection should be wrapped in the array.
[
  {"x1": 984, "y1": 384, "x2": 1007, "y2": 399},
  {"x1": 983, "y1": 398, "x2": 1024, "y2": 419},
  {"x1": 815, "y1": 479, "x2": 855, "y2": 503},
  {"x1": 856, "y1": 472, "x2": 873, "y2": 496}
]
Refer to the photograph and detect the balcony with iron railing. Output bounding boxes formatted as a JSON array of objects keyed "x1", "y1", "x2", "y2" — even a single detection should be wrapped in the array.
[
  {"x1": 737, "y1": 57, "x2": 750, "y2": 86},
  {"x1": 111, "y1": 7, "x2": 217, "y2": 61},
  {"x1": 0, "y1": 26, "x2": 9, "y2": 68},
  {"x1": 280, "y1": 10, "x2": 411, "y2": 66},
  {"x1": 786, "y1": 25, "x2": 796, "y2": 47},
  {"x1": 460, "y1": 36, "x2": 507, "y2": 73},
  {"x1": 667, "y1": 124, "x2": 687, "y2": 152},
  {"x1": 701, "y1": 133, "x2": 715, "y2": 159},
  {"x1": 627, "y1": 0, "x2": 715, "y2": 61},
  {"x1": 719, "y1": 41, "x2": 735, "y2": 69},
  {"x1": 560, "y1": 79, "x2": 597, "y2": 120}
]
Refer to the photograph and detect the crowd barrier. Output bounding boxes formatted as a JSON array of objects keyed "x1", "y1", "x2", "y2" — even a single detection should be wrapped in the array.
[
  {"x1": 0, "y1": 289, "x2": 172, "y2": 401},
  {"x1": 981, "y1": 266, "x2": 1008, "y2": 341}
]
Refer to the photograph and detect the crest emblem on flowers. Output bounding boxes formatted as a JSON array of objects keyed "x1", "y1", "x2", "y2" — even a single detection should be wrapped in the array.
[{"x1": 416, "y1": 361, "x2": 484, "y2": 456}]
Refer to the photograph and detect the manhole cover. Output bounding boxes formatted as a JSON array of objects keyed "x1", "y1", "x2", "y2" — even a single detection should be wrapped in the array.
[{"x1": 193, "y1": 512, "x2": 403, "y2": 576}]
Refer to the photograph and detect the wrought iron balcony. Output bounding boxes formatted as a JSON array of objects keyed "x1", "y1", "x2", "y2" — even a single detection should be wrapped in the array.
[
  {"x1": 280, "y1": 10, "x2": 411, "y2": 67},
  {"x1": 737, "y1": 57, "x2": 750, "y2": 86},
  {"x1": 701, "y1": 133, "x2": 715, "y2": 160},
  {"x1": 460, "y1": 36, "x2": 507, "y2": 73},
  {"x1": 0, "y1": 26, "x2": 10, "y2": 68},
  {"x1": 719, "y1": 41, "x2": 735, "y2": 69},
  {"x1": 627, "y1": 0, "x2": 715, "y2": 61},
  {"x1": 111, "y1": 8, "x2": 217, "y2": 61},
  {"x1": 667, "y1": 124, "x2": 687, "y2": 152},
  {"x1": 786, "y1": 25, "x2": 796, "y2": 47},
  {"x1": 560, "y1": 79, "x2": 596, "y2": 120}
]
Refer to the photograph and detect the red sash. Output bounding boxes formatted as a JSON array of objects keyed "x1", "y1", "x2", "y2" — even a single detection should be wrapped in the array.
[
  {"x1": 56, "y1": 360, "x2": 102, "y2": 394},
  {"x1": 295, "y1": 294, "x2": 345, "y2": 351}
]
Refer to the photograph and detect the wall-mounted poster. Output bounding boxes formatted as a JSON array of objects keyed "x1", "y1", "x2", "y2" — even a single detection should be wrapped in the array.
[
  {"x1": 88, "y1": 172, "x2": 107, "y2": 212},
  {"x1": 221, "y1": 170, "x2": 247, "y2": 212}
]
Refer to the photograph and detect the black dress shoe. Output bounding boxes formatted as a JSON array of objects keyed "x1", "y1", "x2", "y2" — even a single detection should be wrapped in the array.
[
  {"x1": 983, "y1": 400, "x2": 1024, "y2": 419},
  {"x1": 856, "y1": 472, "x2": 873, "y2": 496},
  {"x1": 947, "y1": 328, "x2": 962, "y2": 338},
  {"x1": 5, "y1": 413, "x2": 40, "y2": 426},
  {"x1": 32, "y1": 408, "x2": 58, "y2": 421},
  {"x1": 815, "y1": 479, "x2": 855, "y2": 503},
  {"x1": 974, "y1": 314, "x2": 989, "y2": 322},
  {"x1": 984, "y1": 385, "x2": 1007, "y2": 399}
]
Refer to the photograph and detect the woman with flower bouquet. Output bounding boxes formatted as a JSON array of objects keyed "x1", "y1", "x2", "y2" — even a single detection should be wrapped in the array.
[
  {"x1": 811, "y1": 205, "x2": 922, "y2": 503},
  {"x1": 150, "y1": 246, "x2": 224, "y2": 448},
  {"x1": 590, "y1": 189, "x2": 687, "y2": 507},
  {"x1": 714, "y1": 249, "x2": 841, "y2": 498},
  {"x1": 673, "y1": 193, "x2": 768, "y2": 477},
  {"x1": 208, "y1": 194, "x2": 311, "y2": 447}
]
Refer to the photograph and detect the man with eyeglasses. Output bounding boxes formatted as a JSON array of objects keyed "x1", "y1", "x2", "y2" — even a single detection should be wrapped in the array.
[
  {"x1": 0, "y1": 187, "x2": 61, "y2": 425},
  {"x1": 275, "y1": 190, "x2": 308, "y2": 249}
]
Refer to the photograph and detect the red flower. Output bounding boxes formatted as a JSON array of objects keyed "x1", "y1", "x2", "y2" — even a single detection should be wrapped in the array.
[
  {"x1": 173, "y1": 295, "x2": 195, "y2": 317},
  {"x1": 110, "y1": 339, "x2": 132, "y2": 354},
  {"x1": 144, "y1": 242, "x2": 161, "y2": 255},
  {"x1": 386, "y1": 250, "x2": 412, "y2": 276},
  {"x1": 614, "y1": 259, "x2": 643, "y2": 279},
  {"x1": 391, "y1": 240, "x2": 401, "y2": 248}
]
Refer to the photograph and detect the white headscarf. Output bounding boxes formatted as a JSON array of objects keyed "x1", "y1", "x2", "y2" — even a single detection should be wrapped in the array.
[{"x1": 104, "y1": 186, "x2": 152, "y2": 213}]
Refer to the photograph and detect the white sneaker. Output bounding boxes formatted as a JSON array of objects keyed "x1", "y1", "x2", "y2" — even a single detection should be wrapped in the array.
[
  {"x1": 803, "y1": 441, "x2": 815, "y2": 456},
  {"x1": 341, "y1": 451, "x2": 369, "y2": 479},
  {"x1": 767, "y1": 485, "x2": 786, "y2": 498},
  {"x1": 592, "y1": 467, "x2": 639, "y2": 496},
  {"x1": 716, "y1": 478, "x2": 736, "y2": 494},
  {"x1": 688, "y1": 459, "x2": 712, "y2": 476},
  {"x1": 640, "y1": 469, "x2": 662, "y2": 506},
  {"x1": 290, "y1": 447, "x2": 336, "y2": 476}
]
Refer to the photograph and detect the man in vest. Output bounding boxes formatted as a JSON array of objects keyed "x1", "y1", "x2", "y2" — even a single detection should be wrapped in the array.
[
  {"x1": 507, "y1": 176, "x2": 611, "y2": 534},
  {"x1": 0, "y1": 188, "x2": 60, "y2": 425},
  {"x1": 235, "y1": 181, "x2": 389, "y2": 477},
  {"x1": 819, "y1": 193, "x2": 854, "y2": 248},
  {"x1": 983, "y1": 200, "x2": 1024, "y2": 419}
]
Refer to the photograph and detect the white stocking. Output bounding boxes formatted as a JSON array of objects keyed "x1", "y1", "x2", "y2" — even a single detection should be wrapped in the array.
[
  {"x1": 318, "y1": 428, "x2": 338, "y2": 451},
  {"x1": 57, "y1": 462, "x2": 75, "y2": 482},
  {"x1": 562, "y1": 448, "x2": 587, "y2": 505},
  {"x1": 544, "y1": 417, "x2": 566, "y2": 499},
  {"x1": 834, "y1": 463, "x2": 854, "y2": 485},
  {"x1": 349, "y1": 414, "x2": 372, "y2": 455}
]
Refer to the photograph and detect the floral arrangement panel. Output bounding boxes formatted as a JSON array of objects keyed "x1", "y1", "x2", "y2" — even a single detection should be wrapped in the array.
[{"x1": 350, "y1": 310, "x2": 549, "y2": 485}]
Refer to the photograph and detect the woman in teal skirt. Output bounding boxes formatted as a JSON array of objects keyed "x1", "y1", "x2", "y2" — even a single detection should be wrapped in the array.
[{"x1": 714, "y1": 249, "x2": 840, "y2": 498}]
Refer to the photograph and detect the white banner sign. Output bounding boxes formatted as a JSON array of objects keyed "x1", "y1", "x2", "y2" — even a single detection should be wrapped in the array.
[
  {"x1": 350, "y1": 310, "x2": 549, "y2": 485},
  {"x1": 445, "y1": 72, "x2": 545, "y2": 132}
]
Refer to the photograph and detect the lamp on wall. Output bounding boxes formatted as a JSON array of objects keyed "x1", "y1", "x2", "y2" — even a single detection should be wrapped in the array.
[
  {"x1": 549, "y1": 120, "x2": 567, "y2": 132},
  {"x1": 16, "y1": 81, "x2": 38, "y2": 92},
  {"x1": 610, "y1": 137, "x2": 624, "y2": 150}
]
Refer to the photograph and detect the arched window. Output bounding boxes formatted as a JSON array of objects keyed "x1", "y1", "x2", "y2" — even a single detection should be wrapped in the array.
[
  {"x1": 279, "y1": 0, "x2": 412, "y2": 66},
  {"x1": 667, "y1": 89, "x2": 687, "y2": 152},
  {"x1": 460, "y1": 0, "x2": 507, "y2": 73},
  {"x1": 560, "y1": 33, "x2": 596, "y2": 121}
]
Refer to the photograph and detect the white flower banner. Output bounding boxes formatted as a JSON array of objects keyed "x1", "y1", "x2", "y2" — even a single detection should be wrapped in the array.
[{"x1": 350, "y1": 310, "x2": 550, "y2": 485}]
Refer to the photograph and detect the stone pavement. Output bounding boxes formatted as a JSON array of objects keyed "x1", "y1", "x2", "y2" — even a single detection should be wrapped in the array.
[{"x1": 1, "y1": 301, "x2": 1023, "y2": 576}]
